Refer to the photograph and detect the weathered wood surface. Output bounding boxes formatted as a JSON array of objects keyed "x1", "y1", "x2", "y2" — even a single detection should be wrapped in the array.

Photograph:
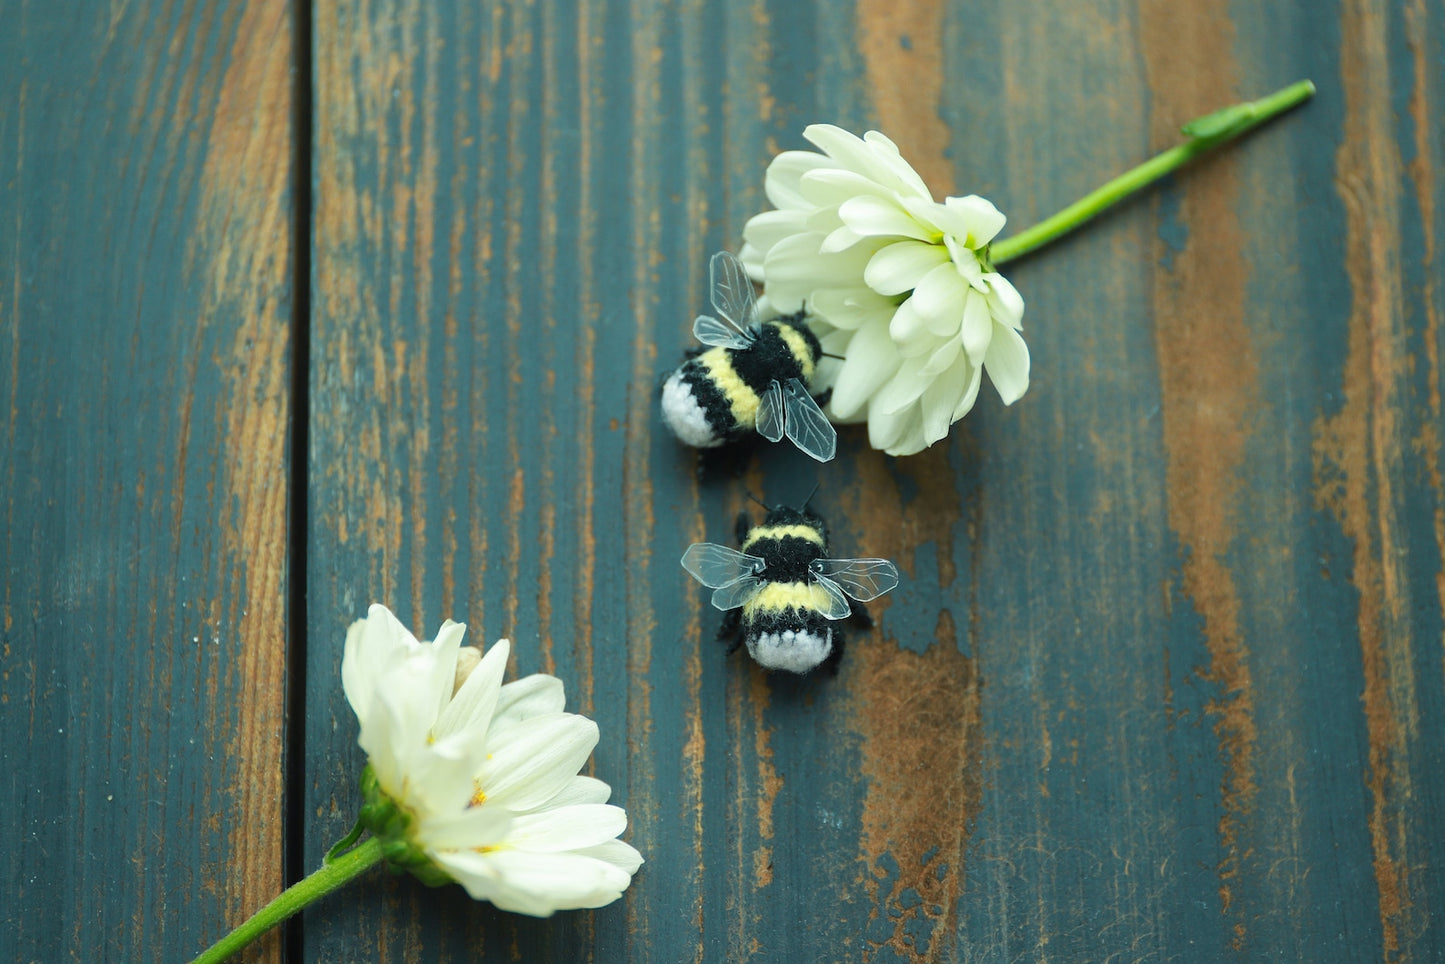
[
  {"x1": 306, "y1": 0, "x2": 1445, "y2": 961},
  {"x1": 0, "y1": 1, "x2": 296, "y2": 961},
  {"x1": 4, "y1": 0, "x2": 1443, "y2": 961}
]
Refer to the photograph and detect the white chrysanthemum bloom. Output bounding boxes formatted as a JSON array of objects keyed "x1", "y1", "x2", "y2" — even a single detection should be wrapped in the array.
[
  {"x1": 739, "y1": 123, "x2": 1029, "y2": 456},
  {"x1": 342, "y1": 603, "x2": 642, "y2": 916}
]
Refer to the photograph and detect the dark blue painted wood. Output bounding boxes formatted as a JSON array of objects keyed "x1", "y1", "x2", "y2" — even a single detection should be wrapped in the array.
[
  {"x1": 7, "y1": 0, "x2": 1439, "y2": 961},
  {"x1": 0, "y1": 1, "x2": 296, "y2": 961}
]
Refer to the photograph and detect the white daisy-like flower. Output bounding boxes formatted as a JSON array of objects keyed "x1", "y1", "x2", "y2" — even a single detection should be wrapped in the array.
[
  {"x1": 342, "y1": 603, "x2": 642, "y2": 916},
  {"x1": 739, "y1": 123, "x2": 1029, "y2": 456}
]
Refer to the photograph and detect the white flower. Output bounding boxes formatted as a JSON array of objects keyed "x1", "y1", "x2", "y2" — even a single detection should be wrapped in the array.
[
  {"x1": 342, "y1": 603, "x2": 643, "y2": 916},
  {"x1": 740, "y1": 124, "x2": 1029, "y2": 456}
]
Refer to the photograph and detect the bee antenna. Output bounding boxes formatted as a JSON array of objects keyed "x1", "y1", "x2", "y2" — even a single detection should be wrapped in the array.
[
  {"x1": 821, "y1": 351, "x2": 845, "y2": 361},
  {"x1": 746, "y1": 491, "x2": 772, "y2": 512},
  {"x1": 800, "y1": 482, "x2": 821, "y2": 511}
]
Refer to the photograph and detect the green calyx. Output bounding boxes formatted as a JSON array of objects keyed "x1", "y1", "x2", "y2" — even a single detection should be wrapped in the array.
[{"x1": 355, "y1": 765, "x2": 453, "y2": 888}]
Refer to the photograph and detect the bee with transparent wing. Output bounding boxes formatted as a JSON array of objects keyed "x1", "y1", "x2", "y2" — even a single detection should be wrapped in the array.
[
  {"x1": 661, "y1": 251, "x2": 837, "y2": 462},
  {"x1": 681, "y1": 502, "x2": 898, "y2": 674}
]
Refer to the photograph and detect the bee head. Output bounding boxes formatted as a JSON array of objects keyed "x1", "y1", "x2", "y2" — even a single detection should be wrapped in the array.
[{"x1": 762, "y1": 503, "x2": 826, "y2": 534}]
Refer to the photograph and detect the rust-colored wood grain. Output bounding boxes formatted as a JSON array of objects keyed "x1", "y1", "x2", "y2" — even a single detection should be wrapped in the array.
[{"x1": 0, "y1": 1, "x2": 295, "y2": 961}]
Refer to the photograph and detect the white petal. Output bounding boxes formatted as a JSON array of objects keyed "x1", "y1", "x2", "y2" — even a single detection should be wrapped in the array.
[
  {"x1": 797, "y1": 167, "x2": 892, "y2": 208},
  {"x1": 418, "y1": 732, "x2": 494, "y2": 805},
  {"x1": 909, "y1": 262, "x2": 970, "y2": 334},
  {"x1": 434, "y1": 637, "x2": 509, "y2": 740},
  {"x1": 931, "y1": 194, "x2": 1007, "y2": 247},
  {"x1": 813, "y1": 326, "x2": 853, "y2": 404},
  {"x1": 984, "y1": 273, "x2": 1025, "y2": 330},
  {"x1": 887, "y1": 297, "x2": 931, "y2": 348},
  {"x1": 572, "y1": 839, "x2": 645, "y2": 875},
  {"x1": 493, "y1": 673, "x2": 567, "y2": 724},
  {"x1": 959, "y1": 289, "x2": 994, "y2": 363},
  {"x1": 804, "y1": 124, "x2": 930, "y2": 200},
  {"x1": 819, "y1": 224, "x2": 865, "y2": 253},
  {"x1": 742, "y1": 209, "x2": 810, "y2": 258},
  {"x1": 869, "y1": 403, "x2": 927, "y2": 456},
  {"x1": 506, "y1": 804, "x2": 629, "y2": 853},
  {"x1": 446, "y1": 850, "x2": 633, "y2": 914},
  {"x1": 920, "y1": 374, "x2": 965, "y2": 443},
  {"x1": 352, "y1": 603, "x2": 416, "y2": 675},
  {"x1": 829, "y1": 323, "x2": 899, "y2": 420},
  {"x1": 418, "y1": 800, "x2": 513, "y2": 851},
  {"x1": 803, "y1": 204, "x2": 845, "y2": 236},
  {"x1": 919, "y1": 335, "x2": 961, "y2": 378},
  {"x1": 838, "y1": 195, "x2": 935, "y2": 241},
  {"x1": 341, "y1": 612, "x2": 382, "y2": 726},
  {"x1": 764, "y1": 234, "x2": 875, "y2": 310},
  {"x1": 862, "y1": 129, "x2": 933, "y2": 198},
  {"x1": 525, "y1": 775, "x2": 614, "y2": 811},
  {"x1": 864, "y1": 240, "x2": 949, "y2": 296},
  {"x1": 953, "y1": 361, "x2": 984, "y2": 420},
  {"x1": 365, "y1": 634, "x2": 459, "y2": 754},
  {"x1": 803, "y1": 125, "x2": 891, "y2": 183},
  {"x1": 860, "y1": 128, "x2": 899, "y2": 152},
  {"x1": 425, "y1": 620, "x2": 469, "y2": 723},
  {"x1": 984, "y1": 323, "x2": 1031, "y2": 404},
  {"x1": 809, "y1": 286, "x2": 896, "y2": 331},
  {"x1": 764, "y1": 149, "x2": 837, "y2": 210},
  {"x1": 403, "y1": 719, "x2": 493, "y2": 805},
  {"x1": 754, "y1": 293, "x2": 783, "y2": 322},
  {"x1": 479, "y1": 714, "x2": 599, "y2": 810},
  {"x1": 871, "y1": 354, "x2": 933, "y2": 416},
  {"x1": 943, "y1": 233, "x2": 986, "y2": 288},
  {"x1": 760, "y1": 232, "x2": 824, "y2": 309},
  {"x1": 356, "y1": 683, "x2": 407, "y2": 794}
]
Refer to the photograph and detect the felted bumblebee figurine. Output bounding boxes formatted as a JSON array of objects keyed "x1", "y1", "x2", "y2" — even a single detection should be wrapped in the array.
[
  {"x1": 660, "y1": 250, "x2": 837, "y2": 462},
  {"x1": 682, "y1": 501, "x2": 899, "y2": 674}
]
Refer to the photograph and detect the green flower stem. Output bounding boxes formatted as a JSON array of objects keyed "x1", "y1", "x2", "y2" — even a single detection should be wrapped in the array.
[
  {"x1": 189, "y1": 837, "x2": 385, "y2": 964},
  {"x1": 989, "y1": 79, "x2": 1315, "y2": 266}
]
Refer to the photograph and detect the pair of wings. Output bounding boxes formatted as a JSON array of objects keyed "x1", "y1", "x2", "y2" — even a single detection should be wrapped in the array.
[
  {"x1": 693, "y1": 251, "x2": 837, "y2": 462},
  {"x1": 681, "y1": 543, "x2": 900, "y2": 620}
]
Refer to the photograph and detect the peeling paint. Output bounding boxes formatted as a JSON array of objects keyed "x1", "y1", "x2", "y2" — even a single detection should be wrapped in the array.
[
  {"x1": 1323, "y1": 0, "x2": 1420, "y2": 952},
  {"x1": 854, "y1": 609, "x2": 980, "y2": 961}
]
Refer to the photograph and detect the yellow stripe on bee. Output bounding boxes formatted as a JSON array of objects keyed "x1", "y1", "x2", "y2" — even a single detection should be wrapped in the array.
[
  {"x1": 741, "y1": 524, "x2": 825, "y2": 551},
  {"x1": 698, "y1": 348, "x2": 761, "y2": 426},
  {"x1": 744, "y1": 581, "x2": 833, "y2": 616},
  {"x1": 770, "y1": 321, "x2": 816, "y2": 381}
]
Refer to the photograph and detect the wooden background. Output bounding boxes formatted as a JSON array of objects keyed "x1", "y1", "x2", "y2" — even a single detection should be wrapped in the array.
[{"x1": 3, "y1": 0, "x2": 1442, "y2": 960}]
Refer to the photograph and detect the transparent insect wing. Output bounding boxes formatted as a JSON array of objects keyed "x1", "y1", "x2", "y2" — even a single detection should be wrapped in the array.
[
  {"x1": 681, "y1": 542, "x2": 766, "y2": 589},
  {"x1": 781, "y1": 378, "x2": 837, "y2": 461},
  {"x1": 809, "y1": 558, "x2": 900, "y2": 601},
  {"x1": 756, "y1": 380, "x2": 786, "y2": 442},
  {"x1": 709, "y1": 250, "x2": 759, "y2": 333},
  {"x1": 692, "y1": 314, "x2": 753, "y2": 350},
  {"x1": 711, "y1": 576, "x2": 763, "y2": 612},
  {"x1": 810, "y1": 574, "x2": 855, "y2": 620}
]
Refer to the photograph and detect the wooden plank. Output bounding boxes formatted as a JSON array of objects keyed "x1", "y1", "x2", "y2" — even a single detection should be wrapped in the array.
[
  {"x1": 306, "y1": 0, "x2": 1444, "y2": 960},
  {"x1": 0, "y1": 2, "x2": 295, "y2": 961}
]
